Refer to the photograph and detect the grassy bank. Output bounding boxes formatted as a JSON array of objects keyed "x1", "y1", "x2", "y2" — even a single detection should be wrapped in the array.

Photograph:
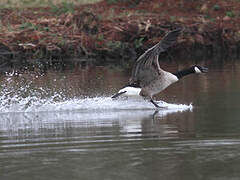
[
  {"x1": 0, "y1": 0, "x2": 100, "y2": 8},
  {"x1": 0, "y1": 0, "x2": 240, "y2": 71}
]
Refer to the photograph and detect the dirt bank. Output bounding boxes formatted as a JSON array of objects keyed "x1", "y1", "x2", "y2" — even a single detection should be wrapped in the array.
[{"x1": 1, "y1": 0, "x2": 240, "y2": 70}]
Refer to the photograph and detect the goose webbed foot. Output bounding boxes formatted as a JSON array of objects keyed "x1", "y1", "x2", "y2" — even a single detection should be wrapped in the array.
[{"x1": 150, "y1": 99, "x2": 160, "y2": 108}]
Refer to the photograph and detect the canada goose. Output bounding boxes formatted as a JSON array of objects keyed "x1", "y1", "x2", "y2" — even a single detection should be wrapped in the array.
[{"x1": 112, "y1": 28, "x2": 208, "y2": 108}]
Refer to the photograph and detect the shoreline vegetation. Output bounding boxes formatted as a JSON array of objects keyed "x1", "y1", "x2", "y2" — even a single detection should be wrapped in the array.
[{"x1": 1, "y1": 0, "x2": 240, "y2": 71}]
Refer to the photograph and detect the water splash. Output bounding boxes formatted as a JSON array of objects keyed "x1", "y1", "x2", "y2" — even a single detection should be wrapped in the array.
[
  {"x1": 0, "y1": 99, "x2": 192, "y2": 135},
  {"x1": 0, "y1": 72, "x2": 193, "y2": 135},
  {"x1": 0, "y1": 94, "x2": 192, "y2": 113},
  {"x1": 0, "y1": 71, "x2": 192, "y2": 113}
]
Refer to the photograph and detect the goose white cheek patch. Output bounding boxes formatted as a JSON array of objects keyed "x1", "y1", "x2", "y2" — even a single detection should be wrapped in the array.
[{"x1": 194, "y1": 67, "x2": 201, "y2": 73}]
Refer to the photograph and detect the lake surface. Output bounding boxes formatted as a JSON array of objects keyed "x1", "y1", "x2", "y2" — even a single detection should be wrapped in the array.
[{"x1": 1, "y1": 60, "x2": 240, "y2": 180}]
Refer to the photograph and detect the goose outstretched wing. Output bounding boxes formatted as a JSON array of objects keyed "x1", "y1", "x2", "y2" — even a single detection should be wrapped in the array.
[{"x1": 130, "y1": 28, "x2": 182, "y2": 87}]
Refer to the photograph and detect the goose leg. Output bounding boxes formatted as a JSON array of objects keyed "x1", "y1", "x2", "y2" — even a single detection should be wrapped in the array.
[
  {"x1": 140, "y1": 89, "x2": 159, "y2": 108},
  {"x1": 150, "y1": 99, "x2": 160, "y2": 108},
  {"x1": 152, "y1": 110, "x2": 159, "y2": 119}
]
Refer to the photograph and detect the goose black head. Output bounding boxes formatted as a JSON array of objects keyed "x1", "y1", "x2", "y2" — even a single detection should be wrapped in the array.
[
  {"x1": 173, "y1": 65, "x2": 208, "y2": 79},
  {"x1": 193, "y1": 65, "x2": 208, "y2": 73}
]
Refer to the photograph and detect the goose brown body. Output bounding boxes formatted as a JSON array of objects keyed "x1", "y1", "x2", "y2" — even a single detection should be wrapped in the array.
[
  {"x1": 112, "y1": 28, "x2": 208, "y2": 108},
  {"x1": 129, "y1": 28, "x2": 182, "y2": 98}
]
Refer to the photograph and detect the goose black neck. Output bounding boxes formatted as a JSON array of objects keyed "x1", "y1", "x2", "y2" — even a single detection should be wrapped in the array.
[{"x1": 173, "y1": 67, "x2": 195, "y2": 79}]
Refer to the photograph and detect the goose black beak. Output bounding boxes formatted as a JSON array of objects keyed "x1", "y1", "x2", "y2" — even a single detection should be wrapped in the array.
[{"x1": 201, "y1": 67, "x2": 208, "y2": 73}]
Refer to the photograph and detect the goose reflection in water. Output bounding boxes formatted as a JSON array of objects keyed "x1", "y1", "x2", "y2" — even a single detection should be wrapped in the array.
[{"x1": 0, "y1": 107, "x2": 194, "y2": 139}]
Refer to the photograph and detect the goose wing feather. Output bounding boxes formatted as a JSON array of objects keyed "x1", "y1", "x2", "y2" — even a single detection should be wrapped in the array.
[{"x1": 130, "y1": 28, "x2": 182, "y2": 87}]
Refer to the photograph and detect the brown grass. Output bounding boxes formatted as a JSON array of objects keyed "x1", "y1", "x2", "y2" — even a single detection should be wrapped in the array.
[{"x1": 0, "y1": 0, "x2": 101, "y2": 8}]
